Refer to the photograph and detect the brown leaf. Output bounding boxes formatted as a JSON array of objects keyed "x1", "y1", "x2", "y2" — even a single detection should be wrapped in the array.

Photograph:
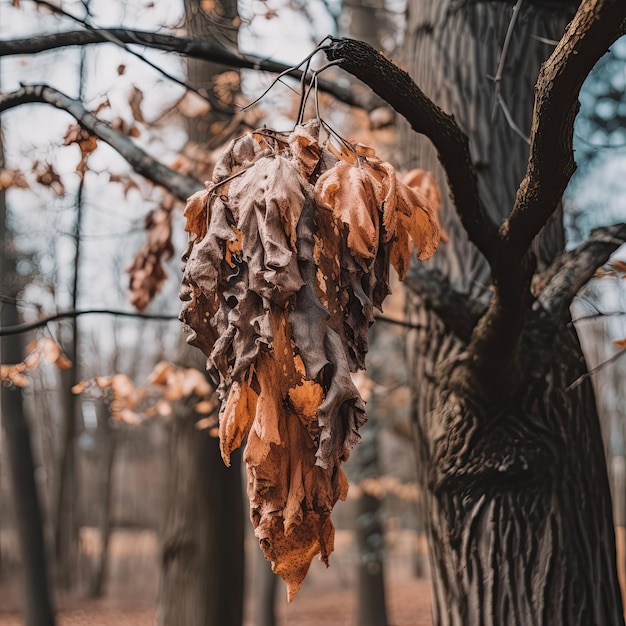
[
  {"x1": 35, "y1": 162, "x2": 65, "y2": 196},
  {"x1": 178, "y1": 91, "x2": 212, "y2": 118},
  {"x1": 127, "y1": 208, "x2": 175, "y2": 311},
  {"x1": 315, "y1": 161, "x2": 379, "y2": 259},
  {"x1": 179, "y1": 123, "x2": 440, "y2": 598},
  {"x1": 64, "y1": 124, "x2": 98, "y2": 174},
  {"x1": 128, "y1": 86, "x2": 145, "y2": 123},
  {"x1": 401, "y1": 169, "x2": 447, "y2": 243},
  {"x1": 0, "y1": 168, "x2": 29, "y2": 191},
  {"x1": 613, "y1": 338, "x2": 626, "y2": 349}
]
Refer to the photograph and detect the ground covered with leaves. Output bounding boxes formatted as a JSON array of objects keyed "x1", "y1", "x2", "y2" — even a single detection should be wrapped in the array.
[{"x1": 0, "y1": 529, "x2": 432, "y2": 625}]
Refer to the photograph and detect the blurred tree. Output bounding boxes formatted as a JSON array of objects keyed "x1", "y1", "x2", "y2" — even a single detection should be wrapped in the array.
[
  {"x1": 0, "y1": 97, "x2": 56, "y2": 625},
  {"x1": 156, "y1": 2, "x2": 244, "y2": 625}
]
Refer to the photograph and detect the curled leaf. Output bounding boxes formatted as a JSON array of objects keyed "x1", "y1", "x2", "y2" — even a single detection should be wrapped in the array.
[{"x1": 179, "y1": 122, "x2": 440, "y2": 598}]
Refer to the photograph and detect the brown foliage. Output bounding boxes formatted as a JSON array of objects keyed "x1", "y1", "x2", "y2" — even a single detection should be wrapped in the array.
[
  {"x1": 179, "y1": 120, "x2": 440, "y2": 599},
  {"x1": 126, "y1": 207, "x2": 175, "y2": 311},
  {"x1": 0, "y1": 338, "x2": 71, "y2": 387}
]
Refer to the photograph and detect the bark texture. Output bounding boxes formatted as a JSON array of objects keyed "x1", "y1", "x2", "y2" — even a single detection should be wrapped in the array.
[{"x1": 400, "y1": 2, "x2": 624, "y2": 624}]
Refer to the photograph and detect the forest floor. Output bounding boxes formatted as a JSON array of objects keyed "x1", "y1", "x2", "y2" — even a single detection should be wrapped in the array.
[{"x1": 0, "y1": 529, "x2": 432, "y2": 625}]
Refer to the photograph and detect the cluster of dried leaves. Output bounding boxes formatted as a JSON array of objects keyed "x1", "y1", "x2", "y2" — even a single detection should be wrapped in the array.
[
  {"x1": 0, "y1": 338, "x2": 71, "y2": 387},
  {"x1": 72, "y1": 361, "x2": 216, "y2": 426},
  {"x1": 179, "y1": 120, "x2": 440, "y2": 599}
]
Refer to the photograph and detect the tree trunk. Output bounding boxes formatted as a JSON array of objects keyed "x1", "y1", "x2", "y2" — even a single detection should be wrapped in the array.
[
  {"x1": 157, "y1": 5, "x2": 245, "y2": 620},
  {"x1": 401, "y1": 2, "x2": 623, "y2": 624},
  {"x1": 0, "y1": 102, "x2": 56, "y2": 626},
  {"x1": 156, "y1": 394, "x2": 244, "y2": 626},
  {"x1": 87, "y1": 400, "x2": 117, "y2": 598},
  {"x1": 354, "y1": 420, "x2": 388, "y2": 626}
]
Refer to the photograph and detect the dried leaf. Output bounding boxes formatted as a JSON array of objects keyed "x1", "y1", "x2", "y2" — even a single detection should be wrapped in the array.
[
  {"x1": 128, "y1": 86, "x2": 145, "y2": 123},
  {"x1": 64, "y1": 124, "x2": 98, "y2": 174},
  {"x1": 35, "y1": 162, "x2": 65, "y2": 196},
  {"x1": 178, "y1": 90, "x2": 212, "y2": 118},
  {"x1": 127, "y1": 208, "x2": 175, "y2": 311},
  {"x1": 0, "y1": 168, "x2": 29, "y2": 191},
  {"x1": 71, "y1": 380, "x2": 89, "y2": 394},
  {"x1": 315, "y1": 161, "x2": 379, "y2": 259},
  {"x1": 179, "y1": 122, "x2": 440, "y2": 598}
]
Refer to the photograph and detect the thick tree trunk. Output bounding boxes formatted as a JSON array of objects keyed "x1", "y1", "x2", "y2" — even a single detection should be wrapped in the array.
[{"x1": 401, "y1": 2, "x2": 623, "y2": 624}]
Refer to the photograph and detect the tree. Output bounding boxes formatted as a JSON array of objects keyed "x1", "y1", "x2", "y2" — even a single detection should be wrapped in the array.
[
  {"x1": 389, "y1": 1, "x2": 626, "y2": 623},
  {"x1": 0, "y1": 82, "x2": 56, "y2": 625},
  {"x1": 156, "y1": 2, "x2": 244, "y2": 625},
  {"x1": 2, "y1": 0, "x2": 626, "y2": 624}
]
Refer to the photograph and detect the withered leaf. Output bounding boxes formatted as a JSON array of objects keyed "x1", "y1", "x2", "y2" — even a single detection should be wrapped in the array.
[{"x1": 179, "y1": 122, "x2": 440, "y2": 599}]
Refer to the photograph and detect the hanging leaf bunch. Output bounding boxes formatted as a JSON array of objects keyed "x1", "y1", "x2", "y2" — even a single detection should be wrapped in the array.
[{"x1": 179, "y1": 119, "x2": 440, "y2": 599}]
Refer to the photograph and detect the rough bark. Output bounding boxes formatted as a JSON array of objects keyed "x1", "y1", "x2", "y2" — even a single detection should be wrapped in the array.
[{"x1": 397, "y1": 2, "x2": 624, "y2": 624}]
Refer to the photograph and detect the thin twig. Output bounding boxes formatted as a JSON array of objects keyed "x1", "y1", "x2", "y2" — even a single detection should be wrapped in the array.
[
  {"x1": 0, "y1": 309, "x2": 178, "y2": 337},
  {"x1": 491, "y1": 0, "x2": 524, "y2": 121},
  {"x1": 32, "y1": 0, "x2": 230, "y2": 114},
  {"x1": 0, "y1": 308, "x2": 421, "y2": 337},
  {"x1": 565, "y1": 349, "x2": 626, "y2": 392}
]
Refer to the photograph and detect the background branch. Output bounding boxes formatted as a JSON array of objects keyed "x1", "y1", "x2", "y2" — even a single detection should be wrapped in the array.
[
  {"x1": 0, "y1": 29, "x2": 376, "y2": 111},
  {"x1": 0, "y1": 84, "x2": 202, "y2": 201},
  {"x1": 535, "y1": 223, "x2": 626, "y2": 322},
  {"x1": 503, "y1": 0, "x2": 626, "y2": 258},
  {"x1": 0, "y1": 309, "x2": 178, "y2": 338},
  {"x1": 0, "y1": 309, "x2": 419, "y2": 338}
]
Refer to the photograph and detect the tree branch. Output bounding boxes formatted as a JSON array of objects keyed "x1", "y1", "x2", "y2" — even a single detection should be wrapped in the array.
[
  {"x1": 0, "y1": 307, "x2": 418, "y2": 338},
  {"x1": 534, "y1": 223, "x2": 626, "y2": 323},
  {"x1": 0, "y1": 309, "x2": 178, "y2": 337},
  {"x1": 0, "y1": 84, "x2": 202, "y2": 201},
  {"x1": 324, "y1": 37, "x2": 500, "y2": 265},
  {"x1": 502, "y1": 0, "x2": 626, "y2": 257},
  {"x1": 403, "y1": 265, "x2": 486, "y2": 343},
  {"x1": 0, "y1": 29, "x2": 375, "y2": 111}
]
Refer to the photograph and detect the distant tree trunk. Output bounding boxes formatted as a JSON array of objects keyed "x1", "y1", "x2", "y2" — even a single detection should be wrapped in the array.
[
  {"x1": 54, "y1": 36, "x2": 89, "y2": 590},
  {"x1": 157, "y1": 5, "x2": 245, "y2": 623},
  {"x1": 157, "y1": 394, "x2": 244, "y2": 626},
  {"x1": 87, "y1": 400, "x2": 116, "y2": 598},
  {"x1": 401, "y1": 2, "x2": 623, "y2": 624},
  {"x1": 0, "y1": 101, "x2": 56, "y2": 626},
  {"x1": 252, "y1": 535, "x2": 278, "y2": 626},
  {"x1": 340, "y1": 4, "x2": 391, "y2": 624},
  {"x1": 354, "y1": 420, "x2": 388, "y2": 626}
]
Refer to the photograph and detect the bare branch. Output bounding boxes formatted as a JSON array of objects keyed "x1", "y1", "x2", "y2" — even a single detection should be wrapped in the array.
[
  {"x1": 0, "y1": 84, "x2": 202, "y2": 201},
  {"x1": 534, "y1": 223, "x2": 626, "y2": 322},
  {"x1": 323, "y1": 37, "x2": 501, "y2": 265},
  {"x1": 0, "y1": 308, "x2": 418, "y2": 337},
  {"x1": 502, "y1": 0, "x2": 626, "y2": 258},
  {"x1": 404, "y1": 265, "x2": 486, "y2": 343},
  {"x1": 0, "y1": 29, "x2": 375, "y2": 110},
  {"x1": 0, "y1": 309, "x2": 178, "y2": 337}
]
